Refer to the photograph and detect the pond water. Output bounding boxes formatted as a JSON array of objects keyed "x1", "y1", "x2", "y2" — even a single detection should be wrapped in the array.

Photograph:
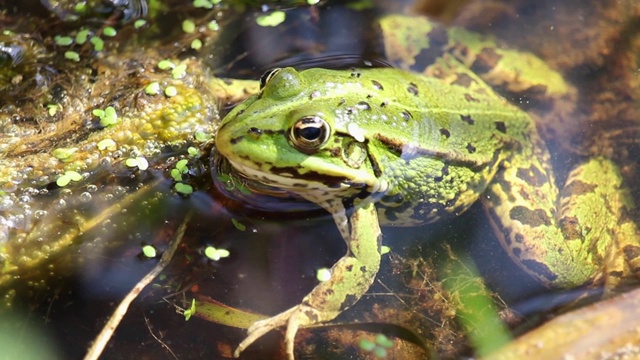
[{"x1": 1, "y1": 0, "x2": 640, "y2": 359}]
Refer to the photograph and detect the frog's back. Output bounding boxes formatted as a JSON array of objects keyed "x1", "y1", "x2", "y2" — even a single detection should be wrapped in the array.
[
  {"x1": 333, "y1": 68, "x2": 532, "y2": 157},
  {"x1": 303, "y1": 68, "x2": 534, "y2": 225}
]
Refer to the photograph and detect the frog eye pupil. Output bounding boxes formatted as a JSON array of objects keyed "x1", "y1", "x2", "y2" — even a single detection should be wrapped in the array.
[
  {"x1": 259, "y1": 68, "x2": 282, "y2": 90},
  {"x1": 298, "y1": 127, "x2": 321, "y2": 141},
  {"x1": 289, "y1": 116, "x2": 330, "y2": 154}
]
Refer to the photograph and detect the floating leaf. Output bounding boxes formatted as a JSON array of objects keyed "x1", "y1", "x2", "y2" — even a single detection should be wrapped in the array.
[
  {"x1": 204, "y1": 246, "x2": 230, "y2": 261},
  {"x1": 170, "y1": 168, "x2": 182, "y2": 182},
  {"x1": 75, "y1": 29, "x2": 89, "y2": 44},
  {"x1": 134, "y1": 19, "x2": 147, "y2": 29},
  {"x1": 158, "y1": 59, "x2": 175, "y2": 70},
  {"x1": 144, "y1": 82, "x2": 161, "y2": 95},
  {"x1": 174, "y1": 182, "x2": 193, "y2": 195},
  {"x1": 190, "y1": 38, "x2": 202, "y2": 50},
  {"x1": 256, "y1": 11, "x2": 286, "y2": 27},
  {"x1": 103, "y1": 27, "x2": 117, "y2": 37},
  {"x1": 231, "y1": 218, "x2": 246, "y2": 231},
  {"x1": 52, "y1": 147, "x2": 78, "y2": 161},
  {"x1": 64, "y1": 51, "x2": 80, "y2": 61},
  {"x1": 164, "y1": 86, "x2": 178, "y2": 97},
  {"x1": 90, "y1": 36, "x2": 104, "y2": 51},
  {"x1": 55, "y1": 35, "x2": 73, "y2": 46},
  {"x1": 184, "y1": 298, "x2": 197, "y2": 320},
  {"x1": 171, "y1": 63, "x2": 187, "y2": 79},
  {"x1": 182, "y1": 19, "x2": 196, "y2": 34},
  {"x1": 142, "y1": 245, "x2": 157, "y2": 258},
  {"x1": 175, "y1": 159, "x2": 189, "y2": 172},
  {"x1": 193, "y1": 0, "x2": 213, "y2": 8},
  {"x1": 207, "y1": 20, "x2": 219, "y2": 31},
  {"x1": 97, "y1": 139, "x2": 117, "y2": 151}
]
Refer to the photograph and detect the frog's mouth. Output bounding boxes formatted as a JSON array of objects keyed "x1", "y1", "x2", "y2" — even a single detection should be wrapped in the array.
[
  {"x1": 225, "y1": 157, "x2": 358, "y2": 195},
  {"x1": 215, "y1": 153, "x2": 387, "y2": 216}
]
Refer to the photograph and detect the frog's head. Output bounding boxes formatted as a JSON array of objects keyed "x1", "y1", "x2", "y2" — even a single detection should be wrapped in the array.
[{"x1": 215, "y1": 67, "x2": 383, "y2": 201}]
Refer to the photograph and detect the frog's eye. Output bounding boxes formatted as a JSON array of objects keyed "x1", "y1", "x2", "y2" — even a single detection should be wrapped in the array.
[
  {"x1": 289, "y1": 116, "x2": 330, "y2": 154},
  {"x1": 259, "y1": 68, "x2": 282, "y2": 90}
]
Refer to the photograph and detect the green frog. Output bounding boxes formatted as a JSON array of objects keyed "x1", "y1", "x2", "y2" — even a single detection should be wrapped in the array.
[{"x1": 215, "y1": 14, "x2": 640, "y2": 359}]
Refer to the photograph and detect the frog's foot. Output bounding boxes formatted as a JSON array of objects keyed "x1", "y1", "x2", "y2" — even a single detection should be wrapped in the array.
[{"x1": 234, "y1": 304, "x2": 321, "y2": 360}]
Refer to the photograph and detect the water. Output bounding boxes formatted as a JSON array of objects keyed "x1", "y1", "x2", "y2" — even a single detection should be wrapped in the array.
[{"x1": 1, "y1": 0, "x2": 639, "y2": 359}]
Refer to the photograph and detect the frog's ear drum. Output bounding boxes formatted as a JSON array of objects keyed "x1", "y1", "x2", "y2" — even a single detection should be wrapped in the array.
[{"x1": 289, "y1": 115, "x2": 331, "y2": 154}]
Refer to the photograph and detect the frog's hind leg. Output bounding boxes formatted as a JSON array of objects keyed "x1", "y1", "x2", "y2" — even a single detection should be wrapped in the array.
[
  {"x1": 560, "y1": 157, "x2": 640, "y2": 293},
  {"x1": 482, "y1": 139, "x2": 640, "y2": 292}
]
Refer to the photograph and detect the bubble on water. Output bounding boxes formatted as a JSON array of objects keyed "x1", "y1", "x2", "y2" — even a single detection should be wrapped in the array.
[
  {"x1": 79, "y1": 192, "x2": 92, "y2": 202},
  {"x1": 0, "y1": 217, "x2": 9, "y2": 243},
  {"x1": 21, "y1": 203, "x2": 31, "y2": 214},
  {"x1": 1, "y1": 182, "x2": 18, "y2": 193},
  {"x1": 11, "y1": 173, "x2": 25, "y2": 185},
  {"x1": 18, "y1": 195, "x2": 32, "y2": 204},
  {"x1": 87, "y1": 184, "x2": 98, "y2": 193},
  {"x1": 23, "y1": 187, "x2": 39, "y2": 196},
  {"x1": 0, "y1": 197, "x2": 15, "y2": 210},
  {"x1": 59, "y1": 189, "x2": 72, "y2": 198},
  {"x1": 84, "y1": 157, "x2": 97, "y2": 167},
  {"x1": 100, "y1": 157, "x2": 113, "y2": 167},
  {"x1": 34, "y1": 210, "x2": 48, "y2": 219},
  {"x1": 55, "y1": 199, "x2": 67, "y2": 209},
  {"x1": 11, "y1": 214, "x2": 27, "y2": 230},
  {"x1": 129, "y1": 149, "x2": 142, "y2": 158}
]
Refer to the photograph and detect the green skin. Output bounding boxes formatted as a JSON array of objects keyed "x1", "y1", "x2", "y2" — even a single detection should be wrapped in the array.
[{"x1": 215, "y1": 15, "x2": 640, "y2": 359}]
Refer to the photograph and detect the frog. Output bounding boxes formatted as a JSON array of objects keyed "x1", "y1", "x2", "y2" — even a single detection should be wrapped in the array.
[{"x1": 214, "y1": 14, "x2": 640, "y2": 359}]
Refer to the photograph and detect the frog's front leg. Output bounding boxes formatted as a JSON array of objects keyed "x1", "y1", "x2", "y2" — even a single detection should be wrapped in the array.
[{"x1": 234, "y1": 202, "x2": 382, "y2": 359}]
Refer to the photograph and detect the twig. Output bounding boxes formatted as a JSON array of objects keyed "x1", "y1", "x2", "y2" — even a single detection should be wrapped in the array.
[
  {"x1": 83, "y1": 211, "x2": 191, "y2": 360},
  {"x1": 144, "y1": 314, "x2": 179, "y2": 360}
]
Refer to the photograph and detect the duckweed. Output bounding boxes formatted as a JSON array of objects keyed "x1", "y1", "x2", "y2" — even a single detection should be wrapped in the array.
[
  {"x1": 190, "y1": 39, "x2": 202, "y2": 50},
  {"x1": 182, "y1": 19, "x2": 196, "y2": 34},
  {"x1": 56, "y1": 170, "x2": 83, "y2": 187},
  {"x1": 144, "y1": 82, "x2": 161, "y2": 95},
  {"x1": 164, "y1": 86, "x2": 178, "y2": 97},
  {"x1": 158, "y1": 59, "x2": 175, "y2": 70},
  {"x1": 64, "y1": 51, "x2": 80, "y2": 61},
  {"x1": 231, "y1": 218, "x2": 246, "y2": 231},
  {"x1": 142, "y1": 245, "x2": 157, "y2": 258},
  {"x1": 256, "y1": 11, "x2": 286, "y2": 27},
  {"x1": 204, "y1": 246, "x2": 230, "y2": 261},
  {"x1": 174, "y1": 182, "x2": 193, "y2": 195},
  {"x1": 54, "y1": 35, "x2": 74, "y2": 46},
  {"x1": 103, "y1": 27, "x2": 117, "y2": 37}
]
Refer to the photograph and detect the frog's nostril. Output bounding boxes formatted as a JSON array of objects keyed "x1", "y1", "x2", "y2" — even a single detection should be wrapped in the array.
[{"x1": 248, "y1": 127, "x2": 262, "y2": 136}]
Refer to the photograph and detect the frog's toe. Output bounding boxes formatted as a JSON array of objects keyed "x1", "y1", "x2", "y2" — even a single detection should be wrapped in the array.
[
  {"x1": 234, "y1": 304, "x2": 319, "y2": 360},
  {"x1": 233, "y1": 312, "x2": 288, "y2": 358}
]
